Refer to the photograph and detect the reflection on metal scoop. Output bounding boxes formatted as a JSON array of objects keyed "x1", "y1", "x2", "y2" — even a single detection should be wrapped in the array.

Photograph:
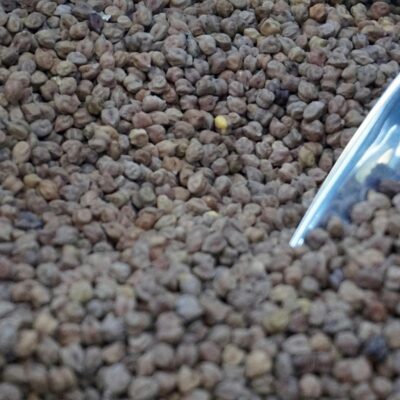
[{"x1": 290, "y1": 73, "x2": 400, "y2": 247}]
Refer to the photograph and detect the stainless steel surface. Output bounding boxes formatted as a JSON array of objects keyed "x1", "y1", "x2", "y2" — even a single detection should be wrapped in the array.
[{"x1": 290, "y1": 73, "x2": 400, "y2": 248}]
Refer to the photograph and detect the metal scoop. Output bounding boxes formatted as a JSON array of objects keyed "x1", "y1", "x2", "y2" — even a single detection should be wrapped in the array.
[{"x1": 290, "y1": 73, "x2": 400, "y2": 247}]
